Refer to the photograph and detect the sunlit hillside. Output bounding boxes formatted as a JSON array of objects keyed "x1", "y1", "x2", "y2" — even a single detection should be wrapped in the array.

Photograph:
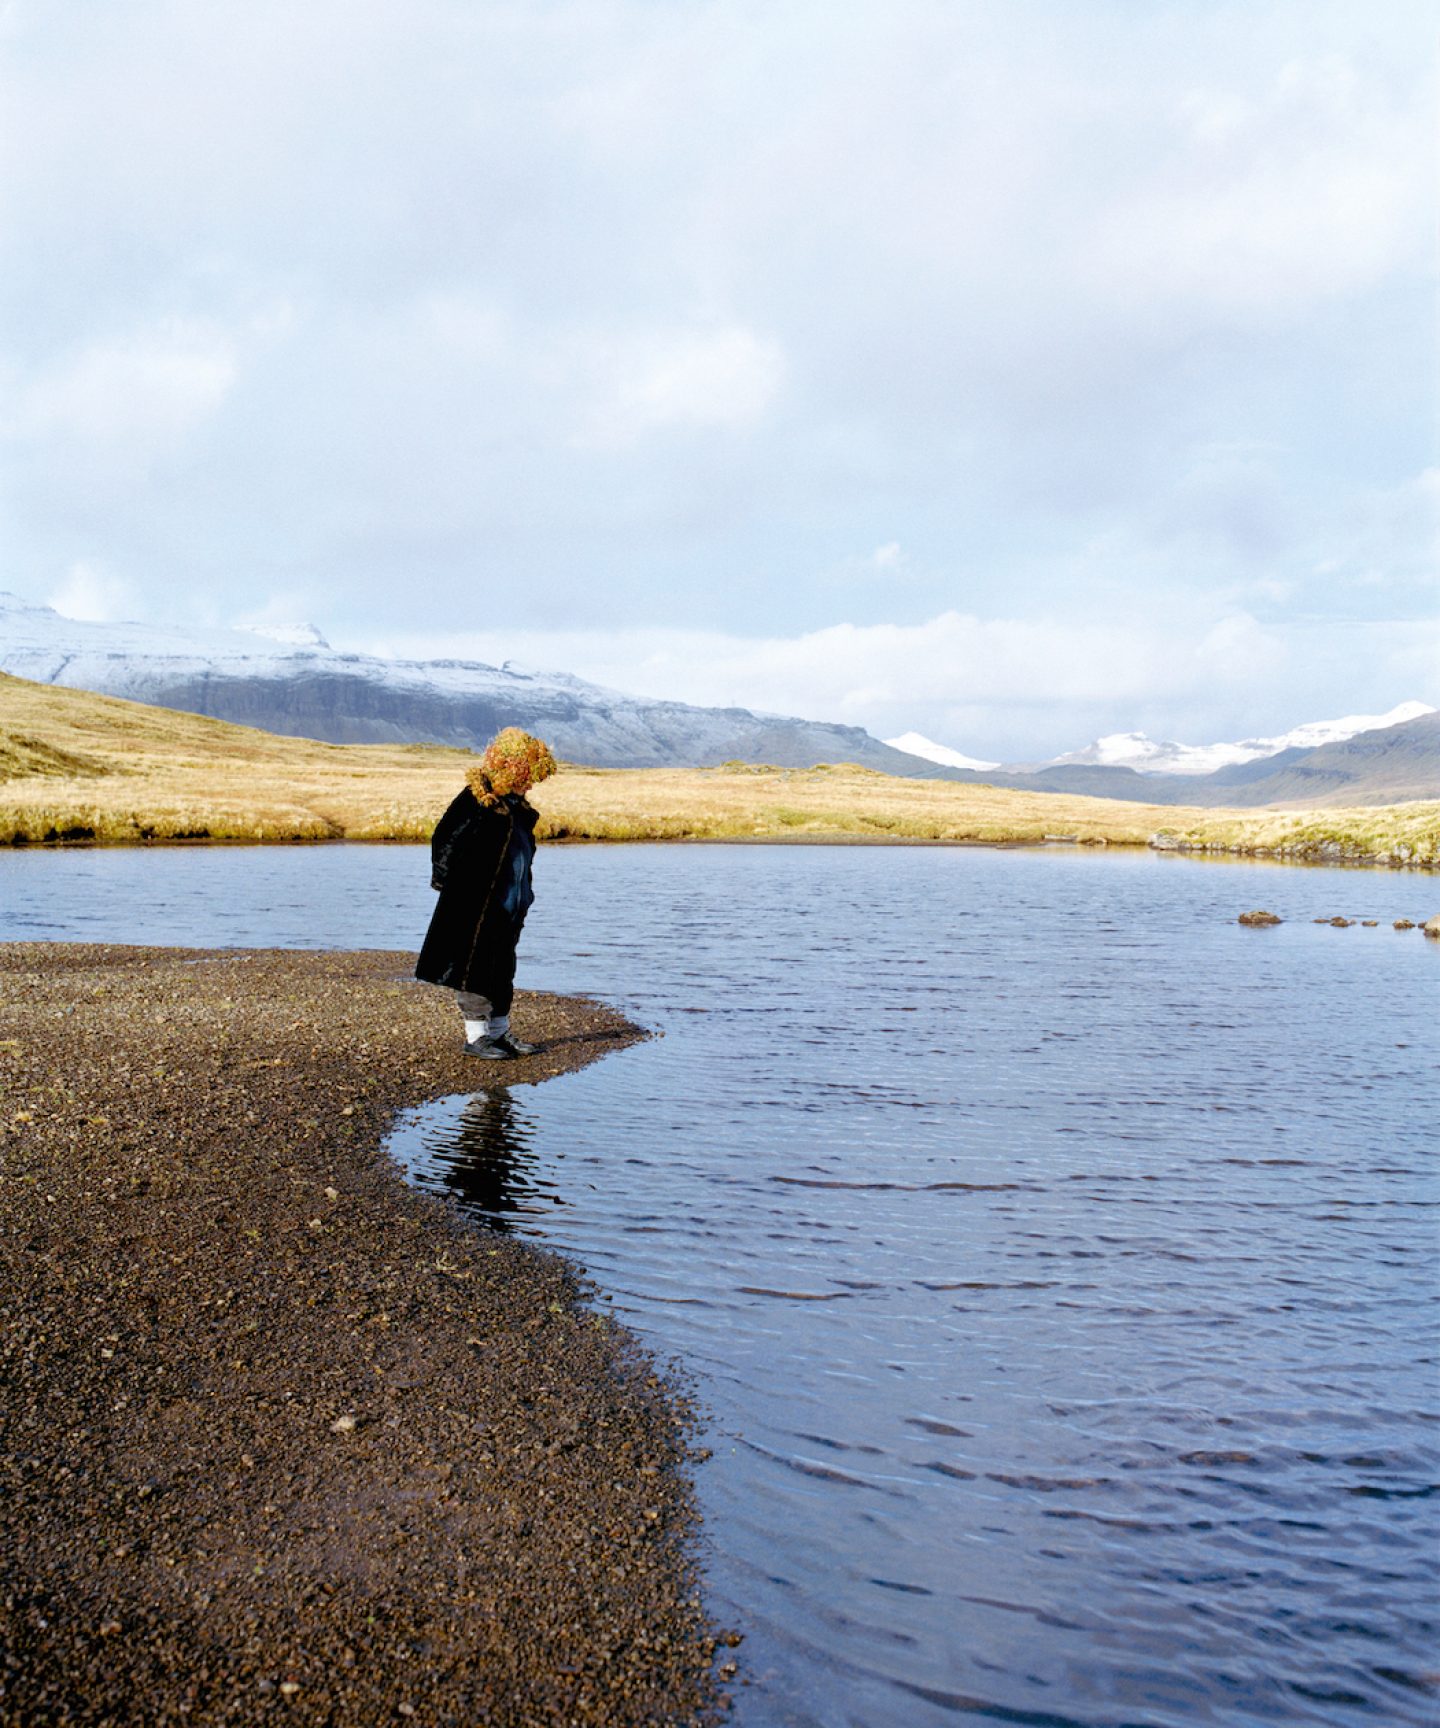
[{"x1": 1, "y1": 673, "x2": 1435, "y2": 866}]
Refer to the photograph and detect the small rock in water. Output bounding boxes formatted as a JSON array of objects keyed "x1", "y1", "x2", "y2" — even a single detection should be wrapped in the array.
[
  {"x1": 1237, "y1": 909, "x2": 1282, "y2": 927},
  {"x1": 1362, "y1": 920, "x2": 1378, "y2": 927},
  {"x1": 1423, "y1": 916, "x2": 1440, "y2": 939},
  {"x1": 1329, "y1": 917, "x2": 1353, "y2": 928},
  {"x1": 1395, "y1": 919, "x2": 1415, "y2": 930}
]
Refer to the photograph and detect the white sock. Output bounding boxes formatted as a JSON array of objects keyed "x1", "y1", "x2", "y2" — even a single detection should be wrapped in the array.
[{"x1": 457, "y1": 991, "x2": 494, "y2": 1044}]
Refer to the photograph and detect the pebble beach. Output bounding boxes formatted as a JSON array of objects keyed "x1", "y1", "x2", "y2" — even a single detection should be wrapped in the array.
[{"x1": 0, "y1": 944, "x2": 727, "y2": 1725}]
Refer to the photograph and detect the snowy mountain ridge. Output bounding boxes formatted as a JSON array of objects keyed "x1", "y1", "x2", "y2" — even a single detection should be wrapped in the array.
[
  {"x1": 887, "y1": 705, "x2": 1436, "y2": 779},
  {"x1": 248, "y1": 621, "x2": 332, "y2": 649},
  {"x1": 2, "y1": 592, "x2": 1431, "y2": 786},
  {"x1": 0, "y1": 591, "x2": 930, "y2": 773},
  {"x1": 0, "y1": 591, "x2": 608, "y2": 701},
  {"x1": 1042, "y1": 702, "x2": 1435, "y2": 775},
  {"x1": 882, "y1": 731, "x2": 1000, "y2": 772}
]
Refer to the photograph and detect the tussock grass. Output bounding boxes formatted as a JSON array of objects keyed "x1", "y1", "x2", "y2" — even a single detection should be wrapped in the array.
[
  {"x1": 2, "y1": 672, "x2": 1435, "y2": 866},
  {"x1": 1143, "y1": 804, "x2": 1440, "y2": 869}
]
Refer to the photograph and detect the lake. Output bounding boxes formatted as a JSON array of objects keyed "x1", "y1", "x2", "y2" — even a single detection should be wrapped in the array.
[{"x1": 3, "y1": 841, "x2": 1437, "y2": 1727}]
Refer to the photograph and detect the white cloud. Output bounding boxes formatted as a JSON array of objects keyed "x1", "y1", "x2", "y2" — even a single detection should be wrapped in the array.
[
  {"x1": 418, "y1": 293, "x2": 510, "y2": 360},
  {"x1": 569, "y1": 324, "x2": 786, "y2": 447},
  {"x1": 1326, "y1": 467, "x2": 1440, "y2": 590},
  {"x1": 1083, "y1": 52, "x2": 1429, "y2": 320},
  {"x1": 11, "y1": 318, "x2": 239, "y2": 446},
  {"x1": 1193, "y1": 612, "x2": 1286, "y2": 683},
  {"x1": 0, "y1": 0, "x2": 1432, "y2": 746},
  {"x1": 46, "y1": 560, "x2": 138, "y2": 623},
  {"x1": 359, "y1": 604, "x2": 1417, "y2": 758}
]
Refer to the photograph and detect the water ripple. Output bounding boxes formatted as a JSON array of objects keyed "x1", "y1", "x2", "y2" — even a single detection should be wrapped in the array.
[{"x1": 6, "y1": 841, "x2": 1437, "y2": 1728}]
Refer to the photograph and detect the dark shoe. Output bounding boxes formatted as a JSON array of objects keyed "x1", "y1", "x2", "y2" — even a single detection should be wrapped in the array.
[{"x1": 463, "y1": 1033, "x2": 537, "y2": 1060}]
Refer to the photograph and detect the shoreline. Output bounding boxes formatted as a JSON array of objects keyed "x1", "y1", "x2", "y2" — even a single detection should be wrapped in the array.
[
  {"x1": 0, "y1": 945, "x2": 728, "y2": 1725},
  {"x1": 6, "y1": 828, "x2": 1435, "y2": 870}
]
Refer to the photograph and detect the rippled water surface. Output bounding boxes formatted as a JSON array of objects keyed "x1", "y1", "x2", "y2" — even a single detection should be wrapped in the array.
[{"x1": 4, "y1": 842, "x2": 1438, "y2": 1727}]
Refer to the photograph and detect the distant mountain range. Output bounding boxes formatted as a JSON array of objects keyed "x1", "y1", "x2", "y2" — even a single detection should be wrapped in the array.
[
  {"x1": 2, "y1": 592, "x2": 1435, "y2": 807},
  {"x1": 881, "y1": 713, "x2": 1440, "y2": 807},
  {"x1": 0, "y1": 592, "x2": 939, "y2": 776},
  {"x1": 890, "y1": 702, "x2": 1435, "y2": 778},
  {"x1": 1034, "y1": 702, "x2": 1435, "y2": 775}
]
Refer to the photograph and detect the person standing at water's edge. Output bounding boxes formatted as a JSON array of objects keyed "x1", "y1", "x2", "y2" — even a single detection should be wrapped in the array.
[{"x1": 416, "y1": 728, "x2": 557, "y2": 1058}]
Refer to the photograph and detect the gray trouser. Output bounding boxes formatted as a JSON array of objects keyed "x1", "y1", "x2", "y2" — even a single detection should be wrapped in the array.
[{"x1": 456, "y1": 990, "x2": 508, "y2": 1039}]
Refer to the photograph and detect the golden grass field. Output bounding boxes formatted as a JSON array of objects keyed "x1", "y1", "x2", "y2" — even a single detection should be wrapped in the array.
[{"x1": 2, "y1": 671, "x2": 1436, "y2": 866}]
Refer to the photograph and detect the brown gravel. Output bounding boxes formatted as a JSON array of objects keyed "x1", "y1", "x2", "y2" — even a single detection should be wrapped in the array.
[{"x1": 0, "y1": 944, "x2": 729, "y2": 1726}]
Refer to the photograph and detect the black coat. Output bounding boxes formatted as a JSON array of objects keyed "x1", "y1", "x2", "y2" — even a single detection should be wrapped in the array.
[{"x1": 415, "y1": 789, "x2": 538, "y2": 995}]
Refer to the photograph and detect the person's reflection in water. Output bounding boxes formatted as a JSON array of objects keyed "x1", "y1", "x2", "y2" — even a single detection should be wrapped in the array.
[{"x1": 430, "y1": 1088, "x2": 546, "y2": 1233}]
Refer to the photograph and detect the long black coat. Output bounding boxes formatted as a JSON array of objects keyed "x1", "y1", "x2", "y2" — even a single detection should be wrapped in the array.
[{"x1": 415, "y1": 789, "x2": 538, "y2": 1001}]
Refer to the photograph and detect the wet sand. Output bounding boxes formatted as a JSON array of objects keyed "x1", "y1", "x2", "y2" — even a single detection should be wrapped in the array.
[{"x1": 0, "y1": 945, "x2": 728, "y2": 1725}]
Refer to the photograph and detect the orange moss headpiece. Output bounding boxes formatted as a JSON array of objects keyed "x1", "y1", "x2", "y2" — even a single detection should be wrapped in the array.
[{"x1": 465, "y1": 728, "x2": 557, "y2": 804}]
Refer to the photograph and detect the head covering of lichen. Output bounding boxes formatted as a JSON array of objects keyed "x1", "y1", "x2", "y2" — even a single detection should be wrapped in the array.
[{"x1": 465, "y1": 728, "x2": 558, "y2": 804}]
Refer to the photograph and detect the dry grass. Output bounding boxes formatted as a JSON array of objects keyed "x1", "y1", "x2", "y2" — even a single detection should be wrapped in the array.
[
  {"x1": 2, "y1": 672, "x2": 1435, "y2": 866},
  {"x1": 0, "y1": 672, "x2": 466, "y2": 843},
  {"x1": 537, "y1": 761, "x2": 1171, "y2": 844},
  {"x1": 531, "y1": 762, "x2": 1439, "y2": 866}
]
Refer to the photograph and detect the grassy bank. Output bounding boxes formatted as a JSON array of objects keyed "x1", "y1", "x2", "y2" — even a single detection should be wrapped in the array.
[
  {"x1": 3, "y1": 672, "x2": 1436, "y2": 865},
  {"x1": 0, "y1": 670, "x2": 464, "y2": 843},
  {"x1": 536, "y1": 762, "x2": 1439, "y2": 867}
]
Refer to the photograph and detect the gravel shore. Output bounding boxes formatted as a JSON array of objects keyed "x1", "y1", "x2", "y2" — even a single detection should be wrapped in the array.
[{"x1": 0, "y1": 944, "x2": 728, "y2": 1726}]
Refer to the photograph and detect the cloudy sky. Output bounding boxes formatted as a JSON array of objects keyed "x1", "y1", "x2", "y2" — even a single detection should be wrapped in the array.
[{"x1": 2, "y1": 0, "x2": 1435, "y2": 759}]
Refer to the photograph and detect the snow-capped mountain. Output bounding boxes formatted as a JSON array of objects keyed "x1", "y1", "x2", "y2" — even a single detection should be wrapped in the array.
[
  {"x1": 5, "y1": 591, "x2": 1433, "y2": 801},
  {"x1": 883, "y1": 731, "x2": 1000, "y2": 772},
  {"x1": 0, "y1": 592, "x2": 937, "y2": 774},
  {"x1": 248, "y1": 621, "x2": 332, "y2": 649},
  {"x1": 1044, "y1": 702, "x2": 1436, "y2": 776}
]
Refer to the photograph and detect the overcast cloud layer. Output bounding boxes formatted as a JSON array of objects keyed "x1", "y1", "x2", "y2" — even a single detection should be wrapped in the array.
[{"x1": 2, "y1": 0, "x2": 1435, "y2": 758}]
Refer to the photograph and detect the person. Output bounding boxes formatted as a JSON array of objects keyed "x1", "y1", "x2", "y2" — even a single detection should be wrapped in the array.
[{"x1": 415, "y1": 727, "x2": 557, "y2": 1058}]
